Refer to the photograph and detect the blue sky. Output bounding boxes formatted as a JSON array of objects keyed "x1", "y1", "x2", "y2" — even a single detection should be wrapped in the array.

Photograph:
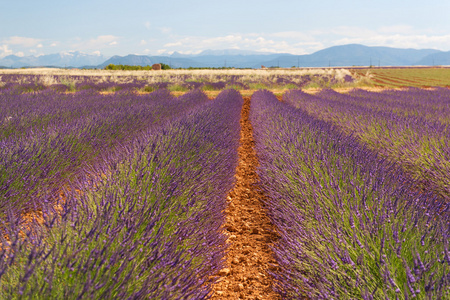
[{"x1": 1, "y1": 0, "x2": 450, "y2": 58}]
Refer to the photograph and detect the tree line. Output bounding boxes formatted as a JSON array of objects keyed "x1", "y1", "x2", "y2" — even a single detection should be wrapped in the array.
[{"x1": 104, "y1": 63, "x2": 171, "y2": 70}]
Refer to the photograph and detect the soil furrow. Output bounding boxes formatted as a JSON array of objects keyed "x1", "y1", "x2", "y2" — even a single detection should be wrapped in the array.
[{"x1": 210, "y1": 96, "x2": 280, "y2": 300}]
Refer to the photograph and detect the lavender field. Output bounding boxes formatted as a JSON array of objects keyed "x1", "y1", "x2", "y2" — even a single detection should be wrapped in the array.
[
  {"x1": 251, "y1": 90, "x2": 449, "y2": 298},
  {"x1": 0, "y1": 82, "x2": 242, "y2": 298},
  {"x1": 0, "y1": 68, "x2": 357, "y2": 94},
  {"x1": 0, "y1": 74, "x2": 449, "y2": 299},
  {"x1": 284, "y1": 88, "x2": 450, "y2": 200}
]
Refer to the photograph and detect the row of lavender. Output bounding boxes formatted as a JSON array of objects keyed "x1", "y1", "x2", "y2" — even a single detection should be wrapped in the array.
[
  {"x1": 0, "y1": 89, "x2": 242, "y2": 298},
  {"x1": 284, "y1": 88, "x2": 450, "y2": 200},
  {"x1": 0, "y1": 73, "x2": 353, "y2": 92},
  {"x1": 250, "y1": 90, "x2": 449, "y2": 298},
  {"x1": 0, "y1": 88, "x2": 207, "y2": 216}
]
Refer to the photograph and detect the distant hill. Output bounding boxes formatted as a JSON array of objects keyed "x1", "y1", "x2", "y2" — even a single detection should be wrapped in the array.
[
  {"x1": 416, "y1": 51, "x2": 450, "y2": 66},
  {"x1": 99, "y1": 53, "x2": 287, "y2": 68},
  {"x1": 102, "y1": 45, "x2": 443, "y2": 68},
  {"x1": 177, "y1": 53, "x2": 290, "y2": 68},
  {"x1": 259, "y1": 44, "x2": 442, "y2": 68},
  {"x1": 1, "y1": 44, "x2": 448, "y2": 69},
  {"x1": 96, "y1": 45, "x2": 448, "y2": 68}
]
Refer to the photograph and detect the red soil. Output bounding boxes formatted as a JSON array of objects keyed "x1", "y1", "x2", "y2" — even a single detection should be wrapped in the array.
[{"x1": 210, "y1": 97, "x2": 281, "y2": 299}]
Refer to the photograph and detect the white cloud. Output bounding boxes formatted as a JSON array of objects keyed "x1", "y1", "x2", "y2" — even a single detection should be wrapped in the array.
[
  {"x1": 94, "y1": 35, "x2": 119, "y2": 46},
  {"x1": 0, "y1": 43, "x2": 45, "y2": 58},
  {"x1": 3, "y1": 26, "x2": 449, "y2": 59},
  {"x1": 28, "y1": 49, "x2": 45, "y2": 56},
  {"x1": 160, "y1": 33, "x2": 316, "y2": 54},
  {"x1": 61, "y1": 51, "x2": 74, "y2": 56},
  {"x1": 0, "y1": 45, "x2": 13, "y2": 58},
  {"x1": 159, "y1": 27, "x2": 172, "y2": 34},
  {"x1": 185, "y1": 50, "x2": 202, "y2": 54},
  {"x1": 270, "y1": 31, "x2": 316, "y2": 41},
  {"x1": 332, "y1": 33, "x2": 450, "y2": 50},
  {"x1": 164, "y1": 41, "x2": 182, "y2": 47},
  {"x1": 3, "y1": 36, "x2": 42, "y2": 47},
  {"x1": 70, "y1": 35, "x2": 120, "y2": 51},
  {"x1": 317, "y1": 25, "x2": 450, "y2": 50},
  {"x1": 152, "y1": 26, "x2": 450, "y2": 56},
  {"x1": 378, "y1": 25, "x2": 414, "y2": 34},
  {"x1": 330, "y1": 26, "x2": 377, "y2": 38}
]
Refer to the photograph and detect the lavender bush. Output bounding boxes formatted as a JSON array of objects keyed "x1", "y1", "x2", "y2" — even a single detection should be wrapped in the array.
[
  {"x1": 0, "y1": 71, "x2": 356, "y2": 93},
  {"x1": 284, "y1": 88, "x2": 450, "y2": 200},
  {"x1": 0, "y1": 89, "x2": 242, "y2": 299},
  {"x1": 0, "y1": 88, "x2": 207, "y2": 216},
  {"x1": 250, "y1": 90, "x2": 449, "y2": 299}
]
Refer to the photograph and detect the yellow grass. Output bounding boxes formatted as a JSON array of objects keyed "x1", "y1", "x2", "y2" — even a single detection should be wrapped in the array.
[{"x1": 0, "y1": 67, "x2": 354, "y2": 86}]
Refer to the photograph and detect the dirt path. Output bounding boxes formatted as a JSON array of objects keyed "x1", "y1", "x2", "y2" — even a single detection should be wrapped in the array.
[{"x1": 210, "y1": 96, "x2": 281, "y2": 300}]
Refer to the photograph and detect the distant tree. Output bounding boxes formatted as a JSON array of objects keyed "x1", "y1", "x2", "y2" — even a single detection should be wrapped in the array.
[
  {"x1": 159, "y1": 63, "x2": 171, "y2": 70},
  {"x1": 105, "y1": 64, "x2": 172, "y2": 70},
  {"x1": 105, "y1": 64, "x2": 116, "y2": 70},
  {"x1": 104, "y1": 64, "x2": 252, "y2": 70}
]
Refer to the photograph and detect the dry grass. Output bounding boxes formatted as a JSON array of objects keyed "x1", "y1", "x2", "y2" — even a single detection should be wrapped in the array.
[
  {"x1": 0, "y1": 67, "x2": 355, "y2": 86},
  {"x1": 0, "y1": 67, "x2": 351, "y2": 77}
]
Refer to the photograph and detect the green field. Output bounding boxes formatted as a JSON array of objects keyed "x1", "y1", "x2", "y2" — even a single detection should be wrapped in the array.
[{"x1": 352, "y1": 67, "x2": 450, "y2": 88}]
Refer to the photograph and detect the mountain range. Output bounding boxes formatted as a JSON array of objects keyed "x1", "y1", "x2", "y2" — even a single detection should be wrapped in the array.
[
  {"x1": 1, "y1": 44, "x2": 449, "y2": 69},
  {"x1": 0, "y1": 51, "x2": 107, "y2": 69}
]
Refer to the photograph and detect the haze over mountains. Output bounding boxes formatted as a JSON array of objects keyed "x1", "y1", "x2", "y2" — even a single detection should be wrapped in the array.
[
  {"x1": 1, "y1": 44, "x2": 449, "y2": 69},
  {"x1": 0, "y1": 52, "x2": 107, "y2": 69}
]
